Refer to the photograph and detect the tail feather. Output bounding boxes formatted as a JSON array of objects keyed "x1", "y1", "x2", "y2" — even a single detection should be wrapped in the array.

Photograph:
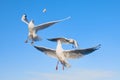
[
  {"x1": 61, "y1": 60, "x2": 71, "y2": 68},
  {"x1": 65, "y1": 63, "x2": 71, "y2": 68}
]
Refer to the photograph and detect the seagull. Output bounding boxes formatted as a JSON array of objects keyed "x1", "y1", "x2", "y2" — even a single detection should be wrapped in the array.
[
  {"x1": 21, "y1": 14, "x2": 71, "y2": 44},
  {"x1": 33, "y1": 38, "x2": 101, "y2": 70}
]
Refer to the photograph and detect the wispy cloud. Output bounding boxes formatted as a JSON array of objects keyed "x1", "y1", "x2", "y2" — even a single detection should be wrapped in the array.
[{"x1": 25, "y1": 69, "x2": 119, "y2": 80}]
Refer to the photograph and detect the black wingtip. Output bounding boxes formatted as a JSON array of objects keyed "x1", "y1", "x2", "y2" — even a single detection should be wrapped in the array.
[
  {"x1": 34, "y1": 45, "x2": 38, "y2": 49},
  {"x1": 34, "y1": 45, "x2": 42, "y2": 50},
  {"x1": 34, "y1": 46, "x2": 43, "y2": 51},
  {"x1": 95, "y1": 44, "x2": 101, "y2": 50},
  {"x1": 47, "y1": 38, "x2": 58, "y2": 42},
  {"x1": 47, "y1": 38, "x2": 52, "y2": 41},
  {"x1": 47, "y1": 39, "x2": 53, "y2": 41}
]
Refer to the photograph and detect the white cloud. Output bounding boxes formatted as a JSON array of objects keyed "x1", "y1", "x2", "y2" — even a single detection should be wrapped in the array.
[{"x1": 25, "y1": 69, "x2": 119, "y2": 80}]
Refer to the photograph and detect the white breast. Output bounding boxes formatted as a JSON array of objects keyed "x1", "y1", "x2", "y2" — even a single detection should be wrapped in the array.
[
  {"x1": 56, "y1": 40, "x2": 65, "y2": 61},
  {"x1": 28, "y1": 21, "x2": 35, "y2": 32}
]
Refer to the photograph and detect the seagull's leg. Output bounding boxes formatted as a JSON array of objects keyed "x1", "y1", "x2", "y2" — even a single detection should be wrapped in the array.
[
  {"x1": 62, "y1": 65, "x2": 64, "y2": 70},
  {"x1": 31, "y1": 36, "x2": 34, "y2": 44},
  {"x1": 56, "y1": 61, "x2": 59, "y2": 70}
]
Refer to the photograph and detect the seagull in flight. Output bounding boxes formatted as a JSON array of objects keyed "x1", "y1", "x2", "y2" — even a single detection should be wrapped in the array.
[
  {"x1": 21, "y1": 14, "x2": 71, "y2": 44},
  {"x1": 33, "y1": 37, "x2": 101, "y2": 70}
]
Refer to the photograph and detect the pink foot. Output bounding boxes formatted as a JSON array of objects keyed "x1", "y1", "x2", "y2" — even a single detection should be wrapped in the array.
[
  {"x1": 62, "y1": 66, "x2": 64, "y2": 70},
  {"x1": 56, "y1": 66, "x2": 58, "y2": 70},
  {"x1": 56, "y1": 61, "x2": 59, "y2": 70}
]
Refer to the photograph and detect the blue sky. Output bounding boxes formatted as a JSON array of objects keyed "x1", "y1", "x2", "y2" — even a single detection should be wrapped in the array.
[{"x1": 0, "y1": 0, "x2": 120, "y2": 80}]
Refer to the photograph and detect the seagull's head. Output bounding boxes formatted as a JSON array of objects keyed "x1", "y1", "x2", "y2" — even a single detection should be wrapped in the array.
[
  {"x1": 68, "y1": 39, "x2": 79, "y2": 48},
  {"x1": 21, "y1": 14, "x2": 29, "y2": 24},
  {"x1": 21, "y1": 14, "x2": 27, "y2": 21}
]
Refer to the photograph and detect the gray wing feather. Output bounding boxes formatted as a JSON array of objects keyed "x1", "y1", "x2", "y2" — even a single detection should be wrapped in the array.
[
  {"x1": 64, "y1": 44, "x2": 101, "y2": 59},
  {"x1": 34, "y1": 46, "x2": 57, "y2": 58},
  {"x1": 35, "y1": 16, "x2": 71, "y2": 32},
  {"x1": 35, "y1": 21, "x2": 59, "y2": 32}
]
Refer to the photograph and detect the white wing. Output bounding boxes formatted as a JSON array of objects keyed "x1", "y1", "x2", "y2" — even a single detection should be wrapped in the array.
[
  {"x1": 35, "y1": 16, "x2": 71, "y2": 32},
  {"x1": 21, "y1": 14, "x2": 29, "y2": 25},
  {"x1": 34, "y1": 46, "x2": 57, "y2": 58},
  {"x1": 64, "y1": 44, "x2": 101, "y2": 59}
]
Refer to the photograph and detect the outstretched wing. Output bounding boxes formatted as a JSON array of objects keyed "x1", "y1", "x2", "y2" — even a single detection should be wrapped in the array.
[
  {"x1": 35, "y1": 16, "x2": 71, "y2": 32},
  {"x1": 34, "y1": 46, "x2": 57, "y2": 58},
  {"x1": 64, "y1": 44, "x2": 101, "y2": 59}
]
